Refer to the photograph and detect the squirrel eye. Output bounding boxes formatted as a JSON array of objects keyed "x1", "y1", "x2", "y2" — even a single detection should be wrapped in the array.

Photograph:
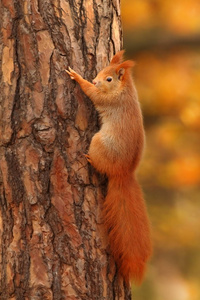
[{"x1": 106, "y1": 76, "x2": 113, "y2": 82}]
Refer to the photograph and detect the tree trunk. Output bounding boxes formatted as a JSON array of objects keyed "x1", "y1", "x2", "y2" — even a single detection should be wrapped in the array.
[{"x1": 0, "y1": 0, "x2": 131, "y2": 299}]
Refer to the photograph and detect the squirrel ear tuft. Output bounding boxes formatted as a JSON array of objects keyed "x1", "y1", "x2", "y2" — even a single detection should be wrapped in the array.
[
  {"x1": 110, "y1": 50, "x2": 125, "y2": 65},
  {"x1": 116, "y1": 60, "x2": 135, "y2": 80}
]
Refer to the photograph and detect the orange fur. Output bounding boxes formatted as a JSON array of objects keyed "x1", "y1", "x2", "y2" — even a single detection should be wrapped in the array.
[
  {"x1": 110, "y1": 49, "x2": 125, "y2": 65},
  {"x1": 66, "y1": 50, "x2": 152, "y2": 284},
  {"x1": 104, "y1": 175, "x2": 151, "y2": 284}
]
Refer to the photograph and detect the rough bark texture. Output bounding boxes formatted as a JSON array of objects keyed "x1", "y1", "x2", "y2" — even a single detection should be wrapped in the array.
[{"x1": 0, "y1": 0, "x2": 131, "y2": 299}]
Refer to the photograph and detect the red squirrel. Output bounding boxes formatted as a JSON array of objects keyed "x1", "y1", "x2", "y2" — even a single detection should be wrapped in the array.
[{"x1": 66, "y1": 50, "x2": 152, "y2": 284}]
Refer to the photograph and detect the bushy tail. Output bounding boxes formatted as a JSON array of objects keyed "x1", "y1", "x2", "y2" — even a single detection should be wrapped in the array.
[{"x1": 103, "y1": 175, "x2": 152, "y2": 284}]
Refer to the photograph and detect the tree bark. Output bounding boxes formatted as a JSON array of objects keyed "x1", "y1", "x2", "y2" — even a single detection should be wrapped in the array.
[{"x1": 0, "y1": 0, "x2": 131, "y2": 299}]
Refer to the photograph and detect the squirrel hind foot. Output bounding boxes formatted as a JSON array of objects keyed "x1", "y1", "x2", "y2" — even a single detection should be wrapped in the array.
[{"x1": 83, "y1": 153, "x2": 93, "y2": 164}]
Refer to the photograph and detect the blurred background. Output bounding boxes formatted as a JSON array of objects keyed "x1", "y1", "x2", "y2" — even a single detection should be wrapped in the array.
[{"x1": 120, "y1": 1, "x2": 200, "y2": 299}]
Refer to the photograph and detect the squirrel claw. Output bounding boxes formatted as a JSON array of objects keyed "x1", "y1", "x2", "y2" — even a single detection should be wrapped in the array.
[
  {"x1": 65, "y1": 67, "x2": 76, "y2": 80},
  {"x1": 84, "y1": 154, "x2": 92, "y2": 164}
]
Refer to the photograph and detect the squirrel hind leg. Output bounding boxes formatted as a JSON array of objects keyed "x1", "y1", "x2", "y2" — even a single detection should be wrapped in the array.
[{"x1": 88, "y1": 132, "x2": 126, "y2": 176}]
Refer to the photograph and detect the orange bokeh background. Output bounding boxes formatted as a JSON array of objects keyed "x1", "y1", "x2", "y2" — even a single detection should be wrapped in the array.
[{"x1": 121, "y1": 1, "x2": 200, "y2": 299}]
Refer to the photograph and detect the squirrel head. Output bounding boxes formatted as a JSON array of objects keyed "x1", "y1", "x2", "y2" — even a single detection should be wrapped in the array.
[{"x1": 93, "y1": 50, "x2": 135, "y2": 93}]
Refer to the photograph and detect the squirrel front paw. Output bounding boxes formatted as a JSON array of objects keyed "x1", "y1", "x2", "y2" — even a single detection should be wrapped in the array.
[{"x1": 65, "y1": 67, "x2": 81, "y2": 81}]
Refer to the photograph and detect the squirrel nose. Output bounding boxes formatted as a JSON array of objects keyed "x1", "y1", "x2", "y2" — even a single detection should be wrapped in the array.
[{"x1": 93, "y1": 80, "x2": 97, "y2": 85}]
